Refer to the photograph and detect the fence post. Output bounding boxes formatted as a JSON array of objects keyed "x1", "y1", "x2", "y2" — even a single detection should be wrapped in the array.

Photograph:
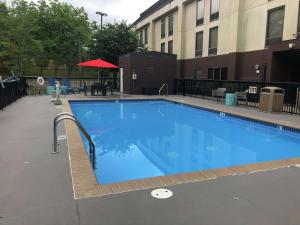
[{"x1": 183, "y1": 79, "x2": 186, "y2": 96}]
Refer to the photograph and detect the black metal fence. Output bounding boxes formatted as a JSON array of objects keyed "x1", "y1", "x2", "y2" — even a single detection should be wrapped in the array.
[
  {"x1": 0, "y1": 78, "x2": 27, "y2": 110},
  {"x1": 175, "y1": 79, "x2": 300, "y2": 114},
  {"x1": 24, "y1": 76, "x2": 120, "y2": 95}
]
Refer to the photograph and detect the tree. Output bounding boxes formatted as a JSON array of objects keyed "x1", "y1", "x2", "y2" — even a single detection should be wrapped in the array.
[
  {"x1": 0, "y1": 0, "x2": 91, "y2": 76},
  {"x1": 90, "y1": 21, "x2": 146, "y2": 66},
  {"x1": 0, "y1": 1, "x2": 11, "y2": 69},
  {"x1": 45, "y1": 0, "x2": 91, "y2": 76},
  {"x1": 8, "y1": 0, "x2": 43, "y2": 76}
]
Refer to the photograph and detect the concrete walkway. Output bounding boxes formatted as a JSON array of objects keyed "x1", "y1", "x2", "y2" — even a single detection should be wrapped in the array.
[
  {"x1": 0, "y1": 96, "x2": 79, "y2": 225},
  {"x1": 1, "y1": 95, "x2": 300, "y2": 225}
]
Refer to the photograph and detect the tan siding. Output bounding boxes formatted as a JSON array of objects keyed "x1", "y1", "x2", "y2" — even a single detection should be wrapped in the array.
[{"x1": 134, "y1": 0, "x2": 299, "y2": 59}]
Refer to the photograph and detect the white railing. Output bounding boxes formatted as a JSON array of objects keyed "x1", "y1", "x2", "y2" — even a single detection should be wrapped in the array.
[{"x1": 159, "y1": 83, "x2": 168, "y2": 96}]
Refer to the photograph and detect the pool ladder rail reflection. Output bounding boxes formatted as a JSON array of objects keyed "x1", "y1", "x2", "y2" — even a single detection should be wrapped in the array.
[
  {"x1": 159, "y1": 83, "x2": 169, "y2": 96},
  {"x1": 52, "y1": 112, "x2": 96, "y2": 169}
]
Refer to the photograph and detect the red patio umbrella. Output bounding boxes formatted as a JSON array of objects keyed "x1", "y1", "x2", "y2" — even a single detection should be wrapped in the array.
[
  {"x1": 77, "y1": 59, "x2": 119, "y2": 69},
  {"x1": 77, "y1": 59, "x2": 119, "y2": 81}
]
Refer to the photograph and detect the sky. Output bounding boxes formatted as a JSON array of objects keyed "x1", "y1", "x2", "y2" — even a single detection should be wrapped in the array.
[{"x1": 5, "y1": 0, "x2": 158, "y2": 24}]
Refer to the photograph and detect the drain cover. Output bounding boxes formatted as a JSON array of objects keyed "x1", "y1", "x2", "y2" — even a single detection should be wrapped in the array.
[
  {"x1": 58, "y1": 135, "x2": 67, "y2": 141},
  {"x1": 24, "y1": 161, "x2": 31, "y2": 165},
  {"x1": 151, "y1": 189, "x2": 173, "y2": 199}
]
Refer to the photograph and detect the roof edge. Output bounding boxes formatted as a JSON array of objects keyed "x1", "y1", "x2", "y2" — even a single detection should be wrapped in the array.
[{"x1": 132, "y1": 0, "x2": 173, "y2": 27}]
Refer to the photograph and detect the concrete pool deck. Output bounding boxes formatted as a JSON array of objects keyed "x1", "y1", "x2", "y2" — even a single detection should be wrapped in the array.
[{"x1": 1, "y1": 95, "x2": 300, "y2": 225}]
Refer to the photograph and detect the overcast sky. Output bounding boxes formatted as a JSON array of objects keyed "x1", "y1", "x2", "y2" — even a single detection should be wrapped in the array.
[{"x1": 5, "y1": 0, "x2": 158, "y2": 23}]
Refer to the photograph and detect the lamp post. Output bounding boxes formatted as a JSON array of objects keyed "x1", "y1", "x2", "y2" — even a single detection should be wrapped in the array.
[
  {"x1": 78, "y1": 31, "x2": 82, "y2": 80},
  {"x1": 96, "y1": 11, "x2": 107, "y2": 30}
]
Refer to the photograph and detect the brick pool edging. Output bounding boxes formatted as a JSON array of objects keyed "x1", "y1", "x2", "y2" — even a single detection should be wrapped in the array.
[{"x1": 63, "y1": 97, "x2": 300, "y2": 199}]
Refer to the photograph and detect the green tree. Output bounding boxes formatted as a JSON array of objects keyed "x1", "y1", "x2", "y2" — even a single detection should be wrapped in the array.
[
  {"x1": 0, "y1": 1, "x2": 11, "y2": 69},
  {"x1": 45, "y1": 0, "x2": 91, "y2": 76},
  {"x1": 0, "y1": 0, "x2": 91, "y2": 76},
  {"x1": 90, "y1": 21, "x2": 146, "y2": 65},
  {"x1": 8, "y1": 0, "x2": 43, "y2": 75}
]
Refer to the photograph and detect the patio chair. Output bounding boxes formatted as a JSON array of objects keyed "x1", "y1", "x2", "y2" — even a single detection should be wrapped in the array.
[
  {"x1": 212, "y1": 88, "x2": 226, "y2": 100},
  {"x1": 235, "y1": 91, "x2": 248, "y2": 105},
  {"x1": 47, "y1": 77, "x2": 56, "y2": 86},
  {"x1": 77, "y1": 82, "x2": 85, "y2": 94},
  {"x1": 47, "y1": 77, "x2": 56, "y2": 95},
  {"x1": 62, "y1": 78, "x2": 74, "y2": 94}
]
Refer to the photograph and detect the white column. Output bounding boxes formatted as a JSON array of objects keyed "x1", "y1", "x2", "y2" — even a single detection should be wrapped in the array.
[{"x1": 120, "y1": 67, "x2": 124, "y2": 94}]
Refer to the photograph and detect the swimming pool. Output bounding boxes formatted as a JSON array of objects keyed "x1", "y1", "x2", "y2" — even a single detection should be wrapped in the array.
[{"x1": 70, "y1": 100, "x2": 300, "y2": 185}]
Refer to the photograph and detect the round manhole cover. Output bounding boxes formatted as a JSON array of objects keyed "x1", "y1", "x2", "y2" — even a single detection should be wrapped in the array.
[{"x1": 151, "y1": 189, "x2": 173, "y2": 199}]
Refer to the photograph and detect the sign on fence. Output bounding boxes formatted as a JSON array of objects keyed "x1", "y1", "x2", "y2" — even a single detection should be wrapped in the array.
[{"x1": 248, "y1": 86, "x2": 257, "y2": 94}]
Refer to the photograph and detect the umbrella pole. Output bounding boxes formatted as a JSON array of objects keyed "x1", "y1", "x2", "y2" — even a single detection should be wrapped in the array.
[{"x1": 98, "y1": 68, "x2": 100, "y2": 82}]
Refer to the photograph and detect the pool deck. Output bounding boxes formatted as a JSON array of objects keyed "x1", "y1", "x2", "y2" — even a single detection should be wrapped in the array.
[{"x1": 1, "y1": 94, "x2": 300, "y2": 225}]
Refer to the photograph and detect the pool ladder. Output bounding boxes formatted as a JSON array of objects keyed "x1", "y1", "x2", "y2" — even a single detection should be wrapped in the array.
[
  {"x1": 159, "y1": 83, "x2": 168, "y2": 96},
  {"x1": 52, "y1": 112, "x2": 96, "y2": 169}
]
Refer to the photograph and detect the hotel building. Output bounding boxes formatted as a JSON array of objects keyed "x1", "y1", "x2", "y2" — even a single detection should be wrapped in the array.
[{"x1": 132, "y1": 0, "x2": 300, "y2": 82}]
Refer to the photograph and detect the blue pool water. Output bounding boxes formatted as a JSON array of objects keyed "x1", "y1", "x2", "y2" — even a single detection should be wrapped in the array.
[{"x1": 70, "y1": 100, "x2": 300, "y2": 185}]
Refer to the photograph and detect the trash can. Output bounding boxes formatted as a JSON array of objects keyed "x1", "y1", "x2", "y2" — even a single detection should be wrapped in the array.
[
  {"x1": 259, "y1": 87, "x2": 285, "y2": 113},
  {"x1": 225, "y1": 93, "x2": 237, "y2": 106}
]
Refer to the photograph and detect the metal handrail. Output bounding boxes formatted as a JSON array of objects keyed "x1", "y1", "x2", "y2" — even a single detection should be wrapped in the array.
[
  {"x1": 159, "y1": 83, "x2": 168, "y2": 96},
  {"x1": 296, "y1": 87, "x2": 300, "y2": 113},
  {"x1": 53, "y1": 113, "x2": 95, "y2": 169}
]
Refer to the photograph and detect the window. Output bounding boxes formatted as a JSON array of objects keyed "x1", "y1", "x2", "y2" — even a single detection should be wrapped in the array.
[
  {"x1": 266, "y1": 6, "x2": 285, "y2": 46},
  {"x1": 139, "y1": 31, "x2": 143, "y2": 43},
  {"x1": 195, "y1": 31, "x2": 203, "y2": 57},
  {"x1": 161, "y1": 18, "x2": 165, "y2": 38},
  {"x1": 161, "y1": 43, "x2": 166, "y2": 53},
  {"x1": 144, "y1": 27, "x2": 148, "y2": 44},
  {"x1": 168, "y1": 14, "x2": 174, "y2": 36},
  {"x1": 195, "y1": 68, "x2": 205, "y2": 79},
  {"x1": 196, "y1": 0, "x2": 204, "y2": 26},
  {"x1": 209, "y1": 26, "x2": 218, "y2": 55},
  {"x1": 208, "y1": 67, "x2": 227, "y2": 80},
  {"x1": 168, "y1": 41, "x2": 173, "y2": 54},
  {"x1": 221, "y1": 68, "x2": 228, "y2": 80},
  {"x1": 210, "y1": 0, "x2": 219, "y2": 21}
]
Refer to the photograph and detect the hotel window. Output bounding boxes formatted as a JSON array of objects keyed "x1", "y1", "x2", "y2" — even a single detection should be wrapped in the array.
[
  {"x1": 168, "y1": 14, "x2": 174, "y2": 36},
  {"x1": 210, "y1": 0, "x2": 219, "y2": 21},
  {"x1": 161, "y1": 42, "x2": 166, "y2": 53},
  {"x1": 196, "y1": 0, "x2": 204, "y2": 26},
  {"x1": 209, "y1": 26, "x2": 218, "y2": 55},
  {"x1": 266, "y1": 6, "x2": 285, "y2": 46},
  {"x1": 195, "y1": 68, "x2": 205, "y2": 80},
  {"x1": 161, "y1": 18, "x2": 165, "y2": 38},
  {"x1": 168, "y1": 40, "x2": 173, "y2": 54},
  {"x1": 139, "y1": 30, "x2": 143, "y2": 43},
  {"x1": 208, "y1": 67, "x2": 227, "y2": 80},
  {"x1": 144, "y1": 27, "x2": 148, "y2": 44},
  {"x1": 195, "y1": 31, "x2": 203, "y2": 57}
]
